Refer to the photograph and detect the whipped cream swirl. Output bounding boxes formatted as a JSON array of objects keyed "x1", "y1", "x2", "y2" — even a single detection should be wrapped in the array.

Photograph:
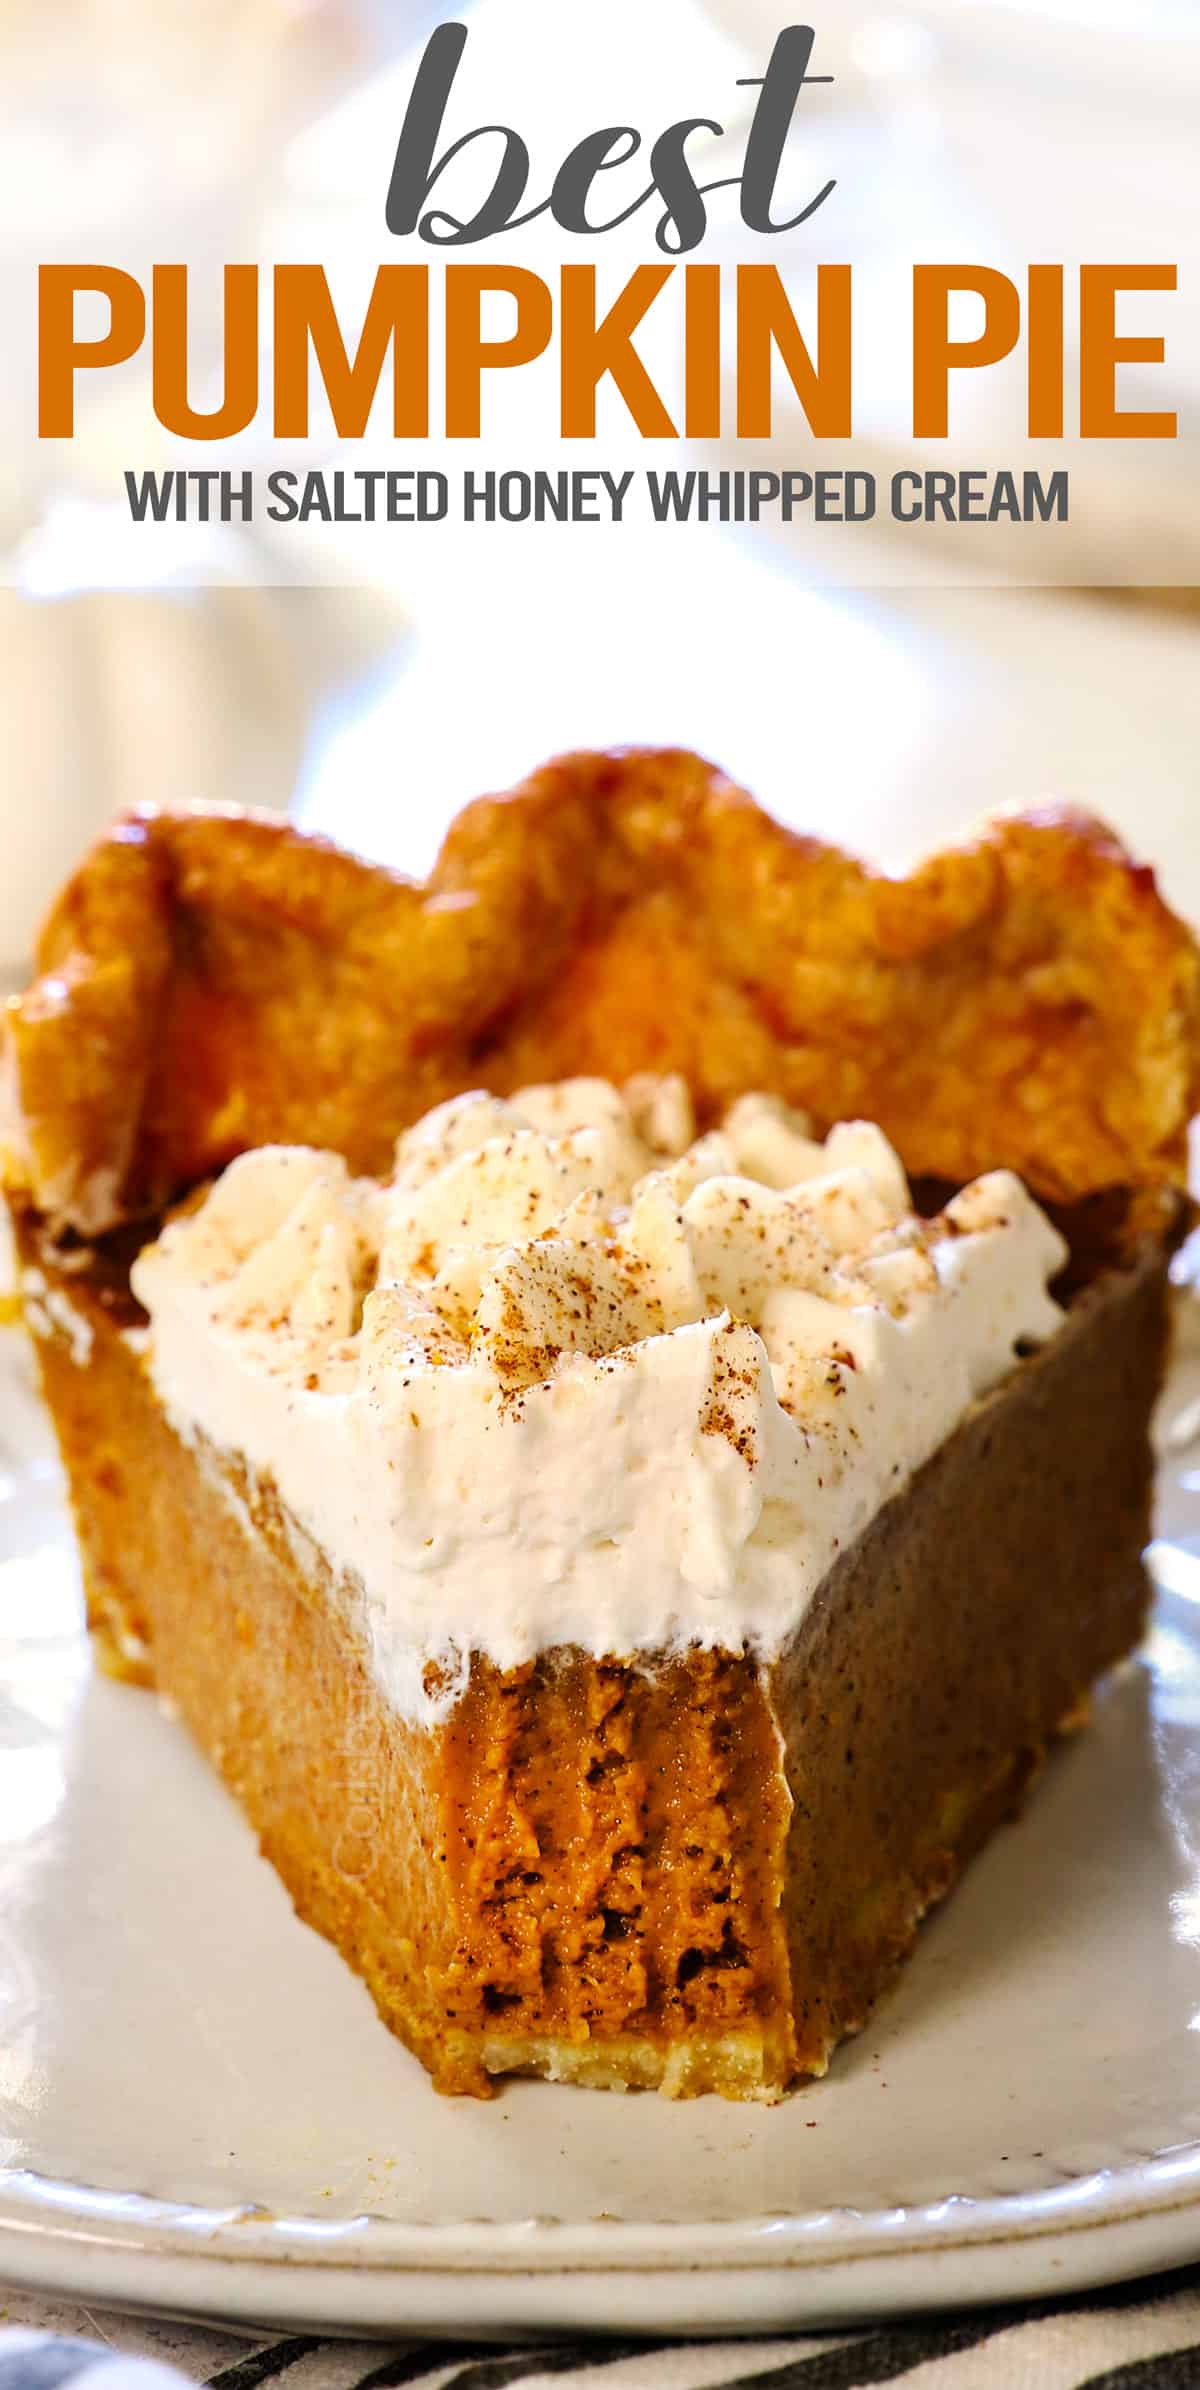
[{"x1": 131, "y1": 1077, "x2": 1067, "y2": 1722}]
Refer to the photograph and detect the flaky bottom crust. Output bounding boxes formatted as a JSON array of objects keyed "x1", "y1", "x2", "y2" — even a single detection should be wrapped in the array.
[{"x1": 14, "y1": 1214, "x2": 1169, "y2": 2097}]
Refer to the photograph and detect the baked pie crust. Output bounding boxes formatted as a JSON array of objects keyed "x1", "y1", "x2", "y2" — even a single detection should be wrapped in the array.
[
  {"x1": 5, "y1": 747, "x2": 1197, "y2": 1238},
  {"x1": 4, "y1": 749, "x2": 1197, "y2": 2100}
]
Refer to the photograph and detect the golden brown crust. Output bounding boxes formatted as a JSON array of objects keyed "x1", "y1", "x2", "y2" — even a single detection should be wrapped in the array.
[{"x1": 4, "y1": 751, "x2": 1199, "y2": 1235}]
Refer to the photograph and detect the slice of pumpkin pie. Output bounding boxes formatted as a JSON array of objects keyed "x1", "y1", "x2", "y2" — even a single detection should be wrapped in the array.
[{"x1": 3, "y1": 750, "x2": 1197, "y2": 2098}]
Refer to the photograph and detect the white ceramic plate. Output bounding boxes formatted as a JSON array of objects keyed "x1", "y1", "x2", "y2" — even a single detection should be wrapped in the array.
[{"x1": 3, "y1": 1317, "x2": 1200, "y2": 2338}]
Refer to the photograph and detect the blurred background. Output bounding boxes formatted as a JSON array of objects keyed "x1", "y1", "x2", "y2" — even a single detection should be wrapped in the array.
[{"x1": 1, "y1": 0, "x2": 1197, "y2": 982}]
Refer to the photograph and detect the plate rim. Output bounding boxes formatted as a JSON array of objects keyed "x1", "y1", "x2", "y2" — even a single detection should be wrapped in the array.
[
  {"x1": 4, "y1": 2166, "x2": 1200, "y2": 2337},
  {"x1": 4, "y1": 2143, "x2": 1200, "y2": 2276}
]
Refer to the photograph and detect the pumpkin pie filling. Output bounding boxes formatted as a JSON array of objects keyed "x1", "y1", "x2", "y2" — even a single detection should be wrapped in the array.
[{"x1": 3, "y1": 748, "x2": 1198, "y2": 2099}]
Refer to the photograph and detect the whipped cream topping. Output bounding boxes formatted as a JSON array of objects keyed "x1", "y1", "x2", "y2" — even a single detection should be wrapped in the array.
[{"x1": 131, "y1": 1078, "x2": 1068, "y2": 1723}]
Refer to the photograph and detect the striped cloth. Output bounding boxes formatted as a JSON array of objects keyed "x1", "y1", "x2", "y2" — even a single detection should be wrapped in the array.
[{"x1": 4, "y1": 2268, "x2": 1200, "y2": 2390}]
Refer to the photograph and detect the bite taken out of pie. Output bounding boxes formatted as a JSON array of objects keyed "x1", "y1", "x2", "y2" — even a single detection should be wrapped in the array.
[{"x1": 3, "y1": 748, "x2": 1199, "y2": 2101}]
